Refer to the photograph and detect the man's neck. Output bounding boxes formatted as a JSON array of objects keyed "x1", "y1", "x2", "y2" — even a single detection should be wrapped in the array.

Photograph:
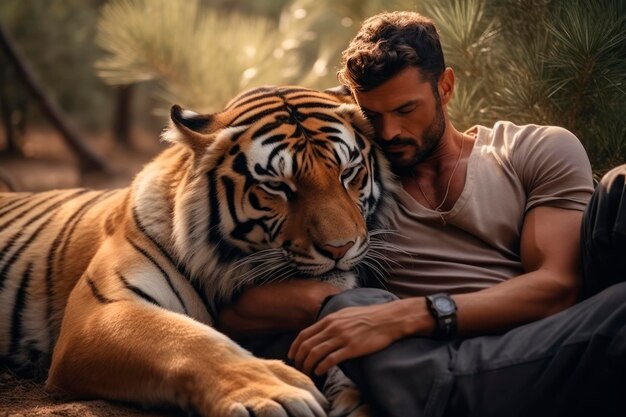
[
  {"x1": 412, "y1": 127, "x2": 465, "y2": 178},
  {"x1": 401, "y1": 127, "x2": 474, "y2": 213}
]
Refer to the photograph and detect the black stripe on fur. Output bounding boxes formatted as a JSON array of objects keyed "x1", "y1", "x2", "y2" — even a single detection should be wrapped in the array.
[
  {"x1": 0, "y1": 190, "x2": 89, "y2": 292},
  {"x1": 9, "y1": 262, "x2": 33, "y2": 355},
  {"x1": 45, "y1": 190, "x2": 117, "y2": 353},
  {"x1": 87, "y1": 277, "x2": 117, "y2": 304},
  {"x1": 126, "y1": 237, "x2": 189, "y2": 314},
  {"x1": 116, "y1": 271, "x2": 162, "y2": 307},
  {"x1": 131, "y1": 207, "x2": 213, "y2": 316}
]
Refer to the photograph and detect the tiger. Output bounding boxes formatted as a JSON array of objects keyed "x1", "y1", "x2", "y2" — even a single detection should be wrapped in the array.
[{"x1": 0, "y1": 85, "x2": 397, "y2": 417}]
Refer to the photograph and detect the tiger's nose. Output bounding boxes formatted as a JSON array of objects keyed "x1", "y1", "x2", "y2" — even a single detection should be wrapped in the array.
[{"x1": 319, "y1": 241, "x2": 355, "y2": 260}]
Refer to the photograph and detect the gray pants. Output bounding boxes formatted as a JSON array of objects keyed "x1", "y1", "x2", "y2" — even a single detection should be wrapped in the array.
[{"x1": 318, "y1": 165, "x2": 626, "y2": 417}]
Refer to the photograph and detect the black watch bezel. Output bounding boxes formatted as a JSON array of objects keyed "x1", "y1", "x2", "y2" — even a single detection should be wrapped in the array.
[{"x1": 426, "y1": 293, "x2": 458, "y2": 339}]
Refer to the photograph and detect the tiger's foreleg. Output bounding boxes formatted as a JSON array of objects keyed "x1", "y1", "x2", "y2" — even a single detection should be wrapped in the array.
[{"x1": 47, "y1": 275, "x2": 327, "y2": 417}]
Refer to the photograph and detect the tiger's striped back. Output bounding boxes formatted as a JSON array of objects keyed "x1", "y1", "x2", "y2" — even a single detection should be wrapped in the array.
[{"x1": 0, "y1": 189, "x2": 126, "y2": 374}]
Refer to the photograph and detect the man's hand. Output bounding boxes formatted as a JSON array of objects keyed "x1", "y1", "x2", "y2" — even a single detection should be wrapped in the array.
[
  {"x1": 217, "y1": 280, "x2": 342, "y2": 341},
  {"x1": 288, "y1": 298, "x2": 434, "y2": 376}
]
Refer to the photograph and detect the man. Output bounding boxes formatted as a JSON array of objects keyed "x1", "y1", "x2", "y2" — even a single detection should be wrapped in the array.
[{"x1": 219, "y1": 11, "x2": 626, "y2": 416}]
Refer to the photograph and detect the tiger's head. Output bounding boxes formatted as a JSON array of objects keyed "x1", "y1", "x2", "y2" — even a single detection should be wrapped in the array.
[{"x1": 153, "y1": 86, "x2": 396, "y2": 301}]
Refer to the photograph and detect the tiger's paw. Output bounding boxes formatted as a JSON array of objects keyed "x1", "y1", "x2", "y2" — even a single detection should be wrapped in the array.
[{"x1": 198, "y1": 358, "x2": 328, "y2": 417}]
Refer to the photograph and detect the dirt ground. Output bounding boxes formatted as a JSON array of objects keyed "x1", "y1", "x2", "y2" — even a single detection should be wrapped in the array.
[
  {"x1": 0, "y1": 128, "x2": 165, "y2": 192},
  {"x1": 0, "y1": 367, "x2": 187, "y2": 417},
  {"x1": 0, "y1": 129, "x2": 192, "y2": 416}
]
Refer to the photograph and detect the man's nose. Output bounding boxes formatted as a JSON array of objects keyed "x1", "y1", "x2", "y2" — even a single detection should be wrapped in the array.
[{"x1": 378, "y1": 114, "x2": 401, "y2": 141}]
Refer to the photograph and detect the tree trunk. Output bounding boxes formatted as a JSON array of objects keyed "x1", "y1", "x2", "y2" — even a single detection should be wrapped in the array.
[
  {"x1": 0, "y1": 23, "x2": 109, "y2": 173},
  {"x1": 0, "y1": 80, "x2": 18, "y2": 155},
  {"x1": 113, "y1": 84, "x2": 135, "y2": 148}
]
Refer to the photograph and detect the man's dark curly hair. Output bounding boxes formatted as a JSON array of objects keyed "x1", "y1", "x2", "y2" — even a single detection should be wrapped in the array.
[{"x1": 337, "y1": 11, "x2": 445, "y2": 92}]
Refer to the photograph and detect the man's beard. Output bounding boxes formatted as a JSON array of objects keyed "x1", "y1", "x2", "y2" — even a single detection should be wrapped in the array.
[{"x1": 382, "y1": 100, "x2": 446, "y2": 177}]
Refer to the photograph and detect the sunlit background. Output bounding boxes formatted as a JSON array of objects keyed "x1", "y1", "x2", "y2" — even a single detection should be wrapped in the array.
[{"x1": 0, "y1": 0, "x2": 624, "y2": 192}]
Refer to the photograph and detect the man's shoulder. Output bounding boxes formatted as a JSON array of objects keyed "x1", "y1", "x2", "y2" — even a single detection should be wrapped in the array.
[
  {"x1": 472, "y1": 121, "x2": 581, "y2": 151},
  {"x1": 472, "y1": 121, "x2": 593, "y2": 211}
]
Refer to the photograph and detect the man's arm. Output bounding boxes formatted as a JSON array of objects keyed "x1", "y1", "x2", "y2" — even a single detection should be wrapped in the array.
[
  {"x1": 288, "y1": 205, "x2": 582, "y2": 375},
  {"x1": 453, "y1": 205, "x2": 581, "y2": 333},
  {"x1": 217, "y1": 280, "x2": 341, "y2": 342}
]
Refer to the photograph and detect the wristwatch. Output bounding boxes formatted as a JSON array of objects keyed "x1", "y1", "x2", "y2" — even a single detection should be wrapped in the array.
[{"x1": 425, "y1": 293, "x2": 458, "y2": 339}]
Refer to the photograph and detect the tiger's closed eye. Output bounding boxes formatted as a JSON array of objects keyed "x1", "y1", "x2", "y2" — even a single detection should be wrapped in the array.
[
  {"x1": 264, "y1": 181, "x2": 284, "y2": 190},
  {"x1": 258, "y1": 181, "x2": 295, "y2": 200},
  {"x1": 341, "y1": 165, "x2": 364, "y2": 187}
]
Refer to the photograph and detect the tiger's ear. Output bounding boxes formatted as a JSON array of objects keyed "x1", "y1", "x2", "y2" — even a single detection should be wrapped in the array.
[
  {"x1": 324, "y1": 85, "x2": 355, "y2": 105},
  {"x1": 161, "y1": 105, "x2": 217, "y2": 152}
]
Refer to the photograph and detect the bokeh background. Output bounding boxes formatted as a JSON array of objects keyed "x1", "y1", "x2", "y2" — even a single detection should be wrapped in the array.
[
  {"x1": 0, "y1": 0, "x2": 624, "y2": 192},
  {"x1": 0, "y1": 1, "x2": 625, "y2": 414}
]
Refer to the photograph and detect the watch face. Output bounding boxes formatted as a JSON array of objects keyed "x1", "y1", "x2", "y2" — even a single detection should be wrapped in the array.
[{"x1": 434, "y1": 297, "x2": 456, "y2": 314}]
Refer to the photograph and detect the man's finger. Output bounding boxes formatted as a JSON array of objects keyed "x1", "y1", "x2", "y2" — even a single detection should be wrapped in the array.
[
  {"x1": 314, "y1": 347, "x2": 353, "y2": 375},
  {"x1": 301, "y1": 339, "x2": 342, "y2": 375},
  {"x1": 288, "y1": 318, "x2": 328, "y2": 359},
  {"x1": 289, "y1": 326, "x2": 313, "y2": 360},
  {"x1": 293, "y1": 330, "x2": 329, "y2": 370}
]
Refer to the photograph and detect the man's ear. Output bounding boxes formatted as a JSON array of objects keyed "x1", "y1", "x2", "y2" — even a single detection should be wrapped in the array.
[
  {"x1": 161, "y1": 105, "x2": 217, "y2": 152},
  {"x1": 438, "y1": 67, "x2": 455, "y2": 105},
  {"x1": 324, "y1": 85, "x2": 356, "y2": 104}
]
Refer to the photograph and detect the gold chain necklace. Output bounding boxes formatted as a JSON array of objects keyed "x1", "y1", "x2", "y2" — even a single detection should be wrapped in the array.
[{"x1": 416, "y1": 136, "x2": 465, "y2": 225}]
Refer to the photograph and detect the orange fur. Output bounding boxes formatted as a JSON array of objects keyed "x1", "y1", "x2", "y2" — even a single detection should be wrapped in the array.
[{"x1": 0, "y1": 86, "x2": 396, "y2": 416}]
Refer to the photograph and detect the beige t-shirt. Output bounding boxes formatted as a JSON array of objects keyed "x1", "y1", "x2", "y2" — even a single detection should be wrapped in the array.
[{"x1": 377, "y1": 122, "x2": 594, "y2": 298}]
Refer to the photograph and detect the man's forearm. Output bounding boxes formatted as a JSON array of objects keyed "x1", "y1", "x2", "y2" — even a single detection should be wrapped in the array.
[
  {"x1": 452, "y1": 268, "x2": 579, "y2": 336},
  {"x1": 216, "y1": 280, "x2": 342, "y2": 340},
  {"x1": 288, "y1": 269, "x2": 579, "y2": 376}
]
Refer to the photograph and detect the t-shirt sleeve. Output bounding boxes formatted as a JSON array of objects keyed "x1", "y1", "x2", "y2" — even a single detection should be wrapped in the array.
[{"x1": 509, "y1": 124, "x2": 594, "y2": 212}]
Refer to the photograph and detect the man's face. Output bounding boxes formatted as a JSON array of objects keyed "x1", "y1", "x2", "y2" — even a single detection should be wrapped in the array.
[{"x1": 353, "y1": 67, "x2": 446, "y2": 176}]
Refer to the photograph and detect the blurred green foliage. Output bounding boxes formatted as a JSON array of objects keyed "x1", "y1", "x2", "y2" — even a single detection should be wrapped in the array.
[
  {"x1": 426, "y1": 0, "x2": 626, "y2": 174},
  {"x1": 0, "y1": 0, "x2": 113, "y2": 130},
  {"x1": 94, "y1": 0, "x2": 418, "y2": 112},
  {"x1": 96, "y1": 0, "x2": 285, "y2": 112},
  {"x1": 1, "y1": 0, "x2": 624, "y2": 173}
]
